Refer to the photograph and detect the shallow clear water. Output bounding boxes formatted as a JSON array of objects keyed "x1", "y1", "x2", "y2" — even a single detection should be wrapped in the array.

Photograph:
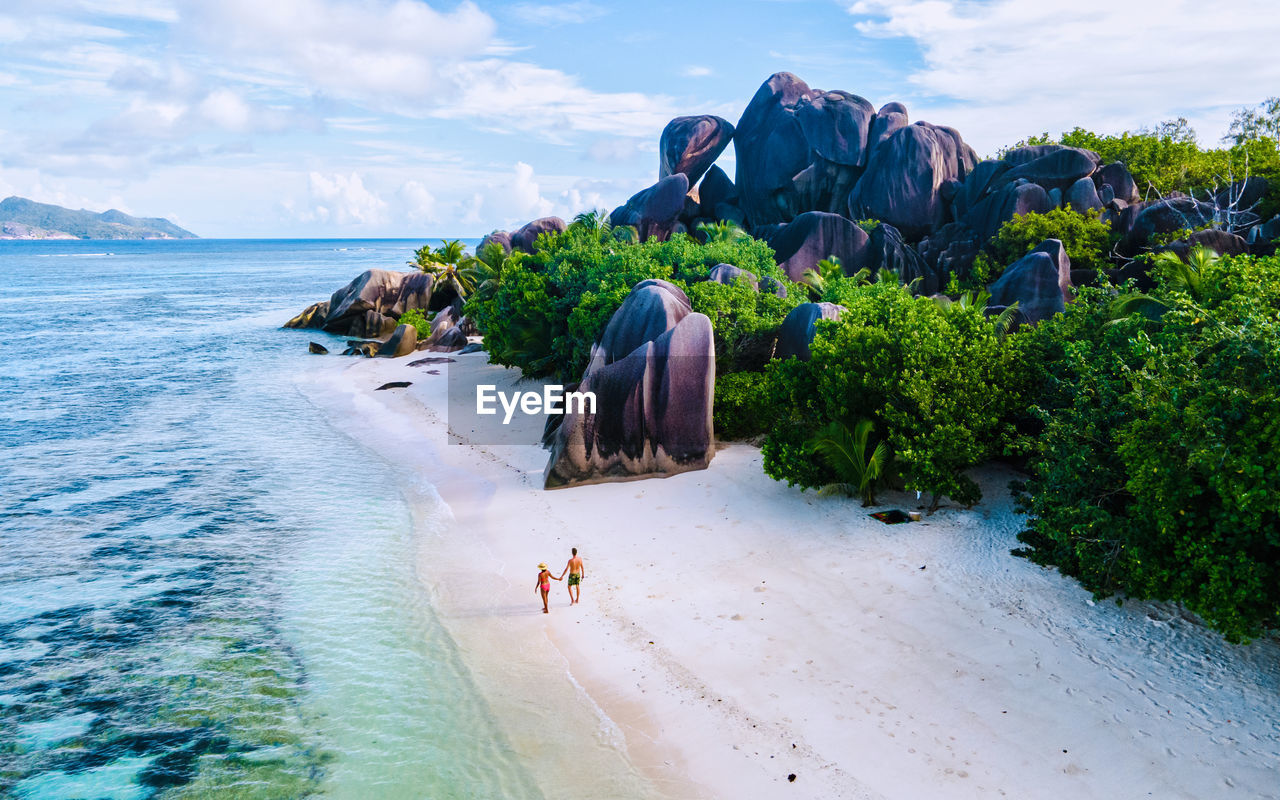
[{"x1": 0, "y1": 239, "x2": 538, "y2": 798}]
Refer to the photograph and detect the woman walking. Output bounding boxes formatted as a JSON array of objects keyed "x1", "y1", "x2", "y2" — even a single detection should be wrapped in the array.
[{"x1": 535, "y1": 562, "x2": 559, "y2": 614}]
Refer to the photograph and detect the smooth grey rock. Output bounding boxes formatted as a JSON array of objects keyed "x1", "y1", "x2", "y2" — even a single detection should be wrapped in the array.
[
  {"x1": 849, "y1": 123, "x2": 971, "y2": 239},
  {"x1": 313, "y1": 269, "x2": 434, "y2": 338},
  {"x1": 1121, "y1": 197, "x2": 1216, "y2": 253},
  {"x1": 1065, "y1": 176, "x2": 1103, "y2": 213},
  {"x1": 734, "y1": 72, "x2": 816, "y2": 227},
  {"x1": 698, "y1": 165, "x2": 738, "y2": 212},
  {"x1": 1096, "y1": 162, "x2": 1140, "y2": 204},
  {"x1": 478, "y1": 230, "x2": 512, "y2": 254},
  {"x1": 610, "y1": 174, "x2": 690, "y2": 242},
  {"x1": 659, "y1": 115, "x2": 734, "y2": 186},
  {"x1": 963, "y1": 181, "x2": 1053, "y2": 243},
  {"x1": 544, "y1": 281, "x2": 715, "y2": 488},
  {"x1": 510, "y1": 217, "x2": 567, "y2": 253},
  {"x1": 377, "y1": 323, "x2": 418, "y2": 357},
  {"x1": 987, "y1": 251, "x2": 1065, "y2": 325},
  {"x1": 868, "y1": 222, "x2": 938, "y2": 294},
  {"x1": 1001, "y1": 148, "x2": 1099, "y2": 193},
  {"x1": 708, "y1": 263, "x2": 759, "y2": 290},
  {"x1": 771, "y1": 211, "x2": 871, "y2": 282},
  {"x1": 308, "y1": 341, "x2": 329, "y2": 354},
  {"x1": 776, "y1": 302, "x2": 843, "y2": 361}
]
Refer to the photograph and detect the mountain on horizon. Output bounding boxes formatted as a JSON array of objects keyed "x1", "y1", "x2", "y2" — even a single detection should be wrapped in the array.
[{"x1": 0, "y1": 196, "x2": 198, "y2": 240}]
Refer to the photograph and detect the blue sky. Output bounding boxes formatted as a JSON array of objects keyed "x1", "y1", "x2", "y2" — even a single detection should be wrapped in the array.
[{"x1": 1, "y1": 0, "x2": 1277, "y2": 238}]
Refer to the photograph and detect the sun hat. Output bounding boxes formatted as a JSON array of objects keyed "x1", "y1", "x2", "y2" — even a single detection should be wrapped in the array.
[{"x1": 538, "y1": 562, "x2": 547, "y2": 569}]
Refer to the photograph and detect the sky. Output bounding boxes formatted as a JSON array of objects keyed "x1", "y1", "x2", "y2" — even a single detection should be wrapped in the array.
[{"x1": 1, "y1": 0, "x2": 1278, "y2": 238}]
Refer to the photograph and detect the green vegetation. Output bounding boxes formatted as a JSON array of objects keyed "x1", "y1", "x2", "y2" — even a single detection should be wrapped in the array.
[
  {"x1": 1012, "y1": 102, "x2": 1280, "y2": 219},
  {"x1": 410, "y1": 239, "x2": 475, "y2": 298},
  {"x1": 1012, "y1": 252, "x2": 1280, "y2": 641},
  {"x1": 990, "y1": 208, "x2": 1112, "y2": 272},
  {"x1": 806, "y1": 418, "x2": 891, "y2": 506},
  {"x1": 398, "y1": 308, "x2": 432, "y2": 338},
  {"x1": 760, "y1": 276, "x2": 1030, "y2": 510},
  {"x1": 465, "y1": 225, "x2": 797, "y2": 382},
  {"x1": 712, "y1": 371, "x2": 772, "y2": 441}
]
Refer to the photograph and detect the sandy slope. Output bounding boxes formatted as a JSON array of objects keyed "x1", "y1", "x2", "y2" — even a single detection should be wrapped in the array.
[{"x1": 302, "y1": 351, "x2": 1280, "y2": 800}]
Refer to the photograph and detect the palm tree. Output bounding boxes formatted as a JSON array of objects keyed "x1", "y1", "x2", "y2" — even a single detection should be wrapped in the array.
[
  {"x1": 806, "y1": 418, "x2": 890, "y2": 506},
  {"x1": 934, "y1": 290, "x2": 1020, "y2": 339},
  {"x1": 802, "y1": 256, "x2": 869, "y2": 300},
  {"x1": 1107, "y1": 244, "x2": 1221, "y2": 326},
  {"x1": 1152, "y1": 244, "x2": 1219, "y2": 299},
  {"x1": 612, "y1": 225, "x2": 639, "y2": 244},
  {"x1": 570, "y1": 209, "x2": 613, "y2": 238},
  {"x1": 410, "y1": 238, "x2": 475, "y2": 299},
  {"x1": 696, "y1": 220, "x2": 750, "y2": 244},
  {"x1": 460, "y1": 242, "x2": 520, "y2": 299}
]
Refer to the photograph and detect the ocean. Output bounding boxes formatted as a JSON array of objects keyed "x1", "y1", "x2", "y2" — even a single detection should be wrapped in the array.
[{"x1": 0, "y1": 239, "x2": 544, "y2": 799}]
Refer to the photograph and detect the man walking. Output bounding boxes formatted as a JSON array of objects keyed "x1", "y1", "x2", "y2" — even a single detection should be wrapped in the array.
[{"x1": 559, "y1": 548, "x2": 585, "y2": 605}]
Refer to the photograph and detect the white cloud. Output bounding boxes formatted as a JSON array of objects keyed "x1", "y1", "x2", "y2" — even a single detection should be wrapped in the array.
[
  {"x1": 398, "y1": 180, "x2": 438, "y2": 226},
  {"x1": 681, "y1": 65, "x2": 713, "y2": 78},
  {"x1": 304, "y1": 171, "x2": 388, "y2": 226},
  {"x1": 435, "y1": 59, "x2": 672, "y2": 139},
  {"x1": 509, "y1": 2, "x2": 608, "y2": 27},
  {"x1": 79, "y1": 0, "x2": 178, "y2": 23},
  {"x1": 178, "y1": 0, "x2": 673, "y2": 139},
  {"x1": 847, "y1": 0, "x2": 1280, "y2": 153}
]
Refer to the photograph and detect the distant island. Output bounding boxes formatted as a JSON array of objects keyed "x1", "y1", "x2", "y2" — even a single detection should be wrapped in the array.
[{"x1": 0, "y1": 196, "x2": 198, "y2": 239}]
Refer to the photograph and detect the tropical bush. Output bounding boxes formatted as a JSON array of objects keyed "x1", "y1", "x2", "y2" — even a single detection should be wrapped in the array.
[
  {"x1": 989, "y1": 208, "x2": 1113, "y2": 272},
  {"x1": 712, "y1": 371, "x2": 773, "y2": 441},
  {"x1": 761, "y1": 276, "x2": 1032, "y2": 509},
  {"x1": 1011, "y1": 106, "x2": 1280, "y2": 220},
  {"x1": 398, "y1": 308, "x2": 431, "y2": 338},
  {"x1": 466, "y1": 227, "x2": 797, "y2": 381},
  {"x1": 1013, "y1": 253, "x2": 1280, "y2": 641}
]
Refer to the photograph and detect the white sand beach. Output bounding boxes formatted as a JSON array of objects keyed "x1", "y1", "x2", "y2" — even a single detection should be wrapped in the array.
[{"x1": 303, "y1": 352, "x2": 1280, "y2": 800}]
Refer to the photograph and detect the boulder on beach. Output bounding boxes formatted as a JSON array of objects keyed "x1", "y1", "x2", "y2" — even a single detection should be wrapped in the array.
[
  {"x1": 659, "y1": 115, "x2": 734, "y2": 186},
  {"x1": 308, "y1": 341, "x2": 329, "y2": 355},
  {"x1": 377, "y1": 323, "x2": 418, "y2": 357},
  {"x1": 286, "y1": 269, "x2": 434, "y2": 338},
  {"x1": 775, "y1": 302, "x2": 844, "y2": 361},
  {"x1": 544, "y1": 280, "x2": 715, "y2": 488},
  {"x1": 285, "y1": 301, "x2": 330, "y2": 330}
]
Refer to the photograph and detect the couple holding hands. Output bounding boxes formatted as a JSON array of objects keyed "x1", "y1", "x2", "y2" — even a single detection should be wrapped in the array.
[{"x1": 536, "y1": 548, "x2": 584, "y2": 613}]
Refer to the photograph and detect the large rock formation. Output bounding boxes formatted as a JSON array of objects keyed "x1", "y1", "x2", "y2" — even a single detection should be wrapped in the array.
[
  {"x1": 848, "y1": 122, "x2": 976, "y2": 239},
  {"x1": 775, "y1": 302, "x2": 844, "y2": 361},
  {"x1": 544, "y1": 281, "x2": 715, "y2": 488},
  {"x1": 660, "y1": 115, "x2": 734, "y2": 187},
  {"x1": 285, "y1": 269, "x2": 435, "y2": 338}
]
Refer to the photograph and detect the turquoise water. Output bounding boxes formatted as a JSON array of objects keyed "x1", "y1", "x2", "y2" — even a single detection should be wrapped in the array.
[{"x1": 0, "y1": 239, "x2": 538, "y2": 798}]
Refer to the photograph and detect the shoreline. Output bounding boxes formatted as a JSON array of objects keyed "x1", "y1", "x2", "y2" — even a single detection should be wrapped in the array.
[{"x1": 302, "y1": 350, "x2": 1280, "y2": 800}]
